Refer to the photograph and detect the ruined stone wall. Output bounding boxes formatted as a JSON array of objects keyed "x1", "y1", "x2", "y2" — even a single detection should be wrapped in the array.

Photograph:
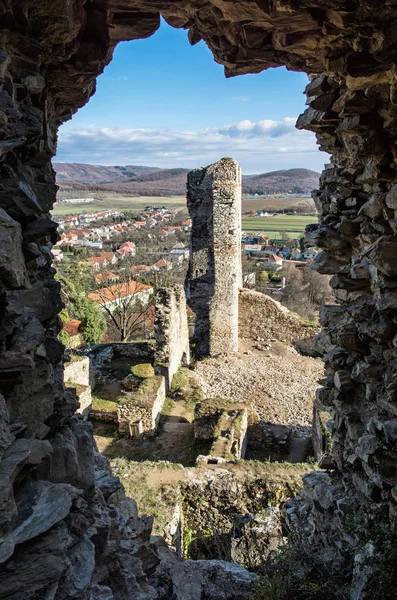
[
  {"x1": 117, "y1": 375, "x2": 166, "y2": 435},
  {"x1": 64, "y1": 355, "x2": 90, "y2": 388},
  {"x1": 63, "y1": 356, "x2": 92, "y2": 414},
  {"x1": 238, "y1": 289, "x2": 319, "y2": 344},
  {"x1": 287, "y1": 75, "x2": 397, "y2": 580},
  {"x1": 186, "y1": 158, "x2": 242, "y2": 356},
  {"x1": 0, "y1": 7, "x2": 177, "y2": 598},
  {"x1": 154, "y1": 285, "x2": 190, "y2": 390}
]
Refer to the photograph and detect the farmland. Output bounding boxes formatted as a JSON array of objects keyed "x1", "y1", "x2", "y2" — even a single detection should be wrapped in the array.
[
  {"x1": 241, "y1": 195, "x2": 316, "y2": 214},
  {"x1": 241, "y1": 214, "x2": 317, "y2": 237},
  {"x1": 51, "y1": 194, "x2": 317, "y2": 238},
  {"x1": 52, "y1": 195, "x2": 187, "y2": 216}
]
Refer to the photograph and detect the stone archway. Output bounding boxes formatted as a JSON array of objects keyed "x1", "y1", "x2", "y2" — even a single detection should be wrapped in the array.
[{"x1": 2, "y1": 2, "x2": 397, "y2": 597}]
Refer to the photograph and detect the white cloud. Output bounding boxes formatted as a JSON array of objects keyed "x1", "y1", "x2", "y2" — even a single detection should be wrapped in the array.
[
  {"x1": 56, "y1": 118, "x2": 326, "y2": 173},
  {"x1": 218, "y1": 117, "x2": 296, "y2": 138}
]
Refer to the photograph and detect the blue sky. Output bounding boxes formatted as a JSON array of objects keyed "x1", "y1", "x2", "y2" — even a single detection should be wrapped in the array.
[{"x1": 56, "y1": 20, "x2": 327, "y2": 174}]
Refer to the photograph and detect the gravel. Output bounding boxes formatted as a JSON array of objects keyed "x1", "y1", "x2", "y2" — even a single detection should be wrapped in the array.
[{"x1": 193, "y1": 341, "x2": 323, "y2": 430}]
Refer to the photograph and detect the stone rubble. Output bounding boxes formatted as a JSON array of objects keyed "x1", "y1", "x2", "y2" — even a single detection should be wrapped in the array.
[{"x1": 194, "y1": 342, "x2": 322, "y2": 431}]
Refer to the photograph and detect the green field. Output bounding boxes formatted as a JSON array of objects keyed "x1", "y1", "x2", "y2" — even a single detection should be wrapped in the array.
[
  {"x1": 52, "y1": 195, "x2": 317, "y2": 238},
  {"x1": 241, "y1": 214, "x2": 317, "y2": 237},
  {"x1": 52, "y1": 195, "x2": 188, "y2": 216}
]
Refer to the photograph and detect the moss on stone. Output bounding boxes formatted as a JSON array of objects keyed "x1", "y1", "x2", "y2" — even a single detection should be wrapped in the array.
[
  {"x1": 131, "y1": 363, "x2": 155, "y2": 379},
  {"x1": 92, "y1": 396, "x2": 118, "y2": 413},
  {"x1": 67, "y1": 354, "x2": 85, "y2": 364},
  {"x1": 120, "y1": 376, "x2": 163, "y2": 409},
  {"x1": 195, "y1": 397, "x2": 233, "y2": 419},
  {"x1": 170, "y1": 367, "x2": 190, "y2": 392}
]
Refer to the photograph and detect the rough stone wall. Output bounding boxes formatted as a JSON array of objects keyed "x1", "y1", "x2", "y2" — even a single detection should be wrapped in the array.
[
  {"x1": 209, "y1": 407, "x2": 248, "y2": 461},
  {"x1": 287, "y1": 74, "x2": 397, "y2": 577},
  {"x1": 117, "y1": 375, "x2": 166, "y2": 435},
  {"x1": 154, "y1": 285, "x2": 190, "y2": 390},
  {"x1": 238, "y1": 289, "x2": 319, "y2": 344},
  {"x1": 186, "y1": 158, "x2": 242, "y2": 356},
  {"x1": 3, "y1": 0, "x2": 397, "y2": 594},
  {"x1": 64, "y1": 356, "x2": 90, "y2": 388}
]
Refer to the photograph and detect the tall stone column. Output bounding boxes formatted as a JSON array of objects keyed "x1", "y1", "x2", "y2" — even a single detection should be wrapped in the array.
[{"x1": 186, "y1": 157, "x2": 242, "y2": 357}]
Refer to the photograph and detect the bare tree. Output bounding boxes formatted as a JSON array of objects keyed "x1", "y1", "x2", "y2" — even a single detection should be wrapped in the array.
[
  {"x1": 281, "y1": 263, "x2": 332, "y2": 321},
  {"x1": 89, "y1": 273, "x2": 154, "y2": 342}
]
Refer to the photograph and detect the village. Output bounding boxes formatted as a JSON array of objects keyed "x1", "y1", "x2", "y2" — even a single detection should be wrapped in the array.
[{"x1": 54, "y1": 204, "x2": 323, "y2": 345}]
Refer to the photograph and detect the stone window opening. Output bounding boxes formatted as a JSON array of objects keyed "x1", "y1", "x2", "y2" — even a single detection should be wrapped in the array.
[{"x1": 2, "y1": 3, "x2": 397, "y2": 597}]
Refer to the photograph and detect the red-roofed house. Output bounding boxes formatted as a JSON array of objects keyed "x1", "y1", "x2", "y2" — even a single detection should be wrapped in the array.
[
  {"x1": 89, "y1": 280, "x2": 153, "y2": 310},
  {"x1": 153, "y1": 258, "x2": 172, "y2": 271},
  {"x1": 181, "y1": 219, "x2": 192, "y2": 231},
  {"x1": 133, "y1": 221, "x2": 146, "y2": 229},
  {"x1": 263, "y1": 254, "x2": 283, "y2": 271},
  {"x1": 130, "y1": 265, "x2": 152, "y2": 276},
  {"x1": 88, "y1": 253, "x2": 118, "y2": 271},
  {"x1": 94, "y1": 271, "x2": 119, "y2": 284},
  {"x1": 62, "y1": 319, "x2": 83, "y2": 348},
  {"x1": 116, "y1": 241, "x2": 136, "y2": 257}
]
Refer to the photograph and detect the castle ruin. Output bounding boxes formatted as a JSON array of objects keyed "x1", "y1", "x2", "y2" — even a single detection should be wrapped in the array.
[
  {"x1": 2, "y1": 1, "x2": 397, "y2": 597},
  {"x1": 186, "y1": 158, "x2": 242, "y2": 356}
]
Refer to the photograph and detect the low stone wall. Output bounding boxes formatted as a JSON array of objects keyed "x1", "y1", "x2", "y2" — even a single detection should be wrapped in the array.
[
  {"x1": 74, "y1": 384, "x2": 92, "y2": 415},
  {"x1": 64, "y1": 356, "x2": 92, "y2": 415},
  {"x1": 64, "y1": 355, "x2": 90, "y2": 387},
  {"x1": 194, "y1": 399, "x2": 248, "y2": 461},
  {"x1": 194, "y1": 400, "x2": 225, "y2": 440},
  {"x1": 155, "y1": 285, "x2": 190, "y2": 391},
  {"x1": 238, "y1": 289, "x2": 319, "y2": 344},
  {"x1": 181, "y1": 469, "x2": 295, "y2": 566},
  {"x1": 117, "y1": 376, "x2": 166, "y2": 435},
  {"x1": 209, "y1": 407, "x2": 248, "y2": 461},
  {"x1": 89, "y1": 409, "x2": 118, "y2": 422}
]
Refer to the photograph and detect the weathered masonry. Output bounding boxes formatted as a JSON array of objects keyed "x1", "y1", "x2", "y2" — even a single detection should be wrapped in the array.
[
  {"x1": 154, "y1": 285, "x2": 190, "y2": 390},
  {"x1": 186, "y1": 158, "x2": 242, "y2": 356},
  {"x1": 3, "y1": 1, "x2": 397, "y2": 597}
]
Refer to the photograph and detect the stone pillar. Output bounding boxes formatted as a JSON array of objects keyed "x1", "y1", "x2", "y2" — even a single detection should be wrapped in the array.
[
  {"x1": 186, "y1": 157, "x2": 242, "y2": 357},
  {"x1": 154, "y1": 285, "x2": 190, "y2": 391}
]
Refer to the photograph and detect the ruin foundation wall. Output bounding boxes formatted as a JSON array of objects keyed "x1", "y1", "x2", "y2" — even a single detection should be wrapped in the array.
[
  {"x1": 154, "y1": 285, "x2": 190, "y2": 390},
  {"x1": 238, "y1": 289, "x2": 319, "y2": 344}
]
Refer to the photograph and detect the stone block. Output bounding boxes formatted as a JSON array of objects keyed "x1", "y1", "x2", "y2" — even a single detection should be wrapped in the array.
[{"x1": 117, "y1": 376, "x2": 166, "y2": 435}]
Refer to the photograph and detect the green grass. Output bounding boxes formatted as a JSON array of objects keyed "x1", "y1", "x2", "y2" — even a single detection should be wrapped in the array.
[
  {"x1": 52, "y1": 195, "x2": 187, "y2": 216},
  {"x1": 109, "y1": 458, "x2": 185, "y2": 535},
  {"x1": 241, "y1": 214, "x2": 317, "y2": 235},
  {"x1": 92, "y1": 396, "x2": 118, "y2": 412},
  {"x1": 171, "y1": 367, "x2": 203, "y2": 415},
  {"x1": 161, "y1": 397, "x2": 176, "y2": 415}
]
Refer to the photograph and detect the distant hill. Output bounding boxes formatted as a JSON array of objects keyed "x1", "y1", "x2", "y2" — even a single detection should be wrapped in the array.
[
  {"x1": 54, "y1": 163, "x2": 161, "y2": 185},
  {"x1": 243, "y1": 168, "x2": 320, "y2": 195},
  {"x1": 53, "y1": 163, "x2": 319, "y2": 198}
]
